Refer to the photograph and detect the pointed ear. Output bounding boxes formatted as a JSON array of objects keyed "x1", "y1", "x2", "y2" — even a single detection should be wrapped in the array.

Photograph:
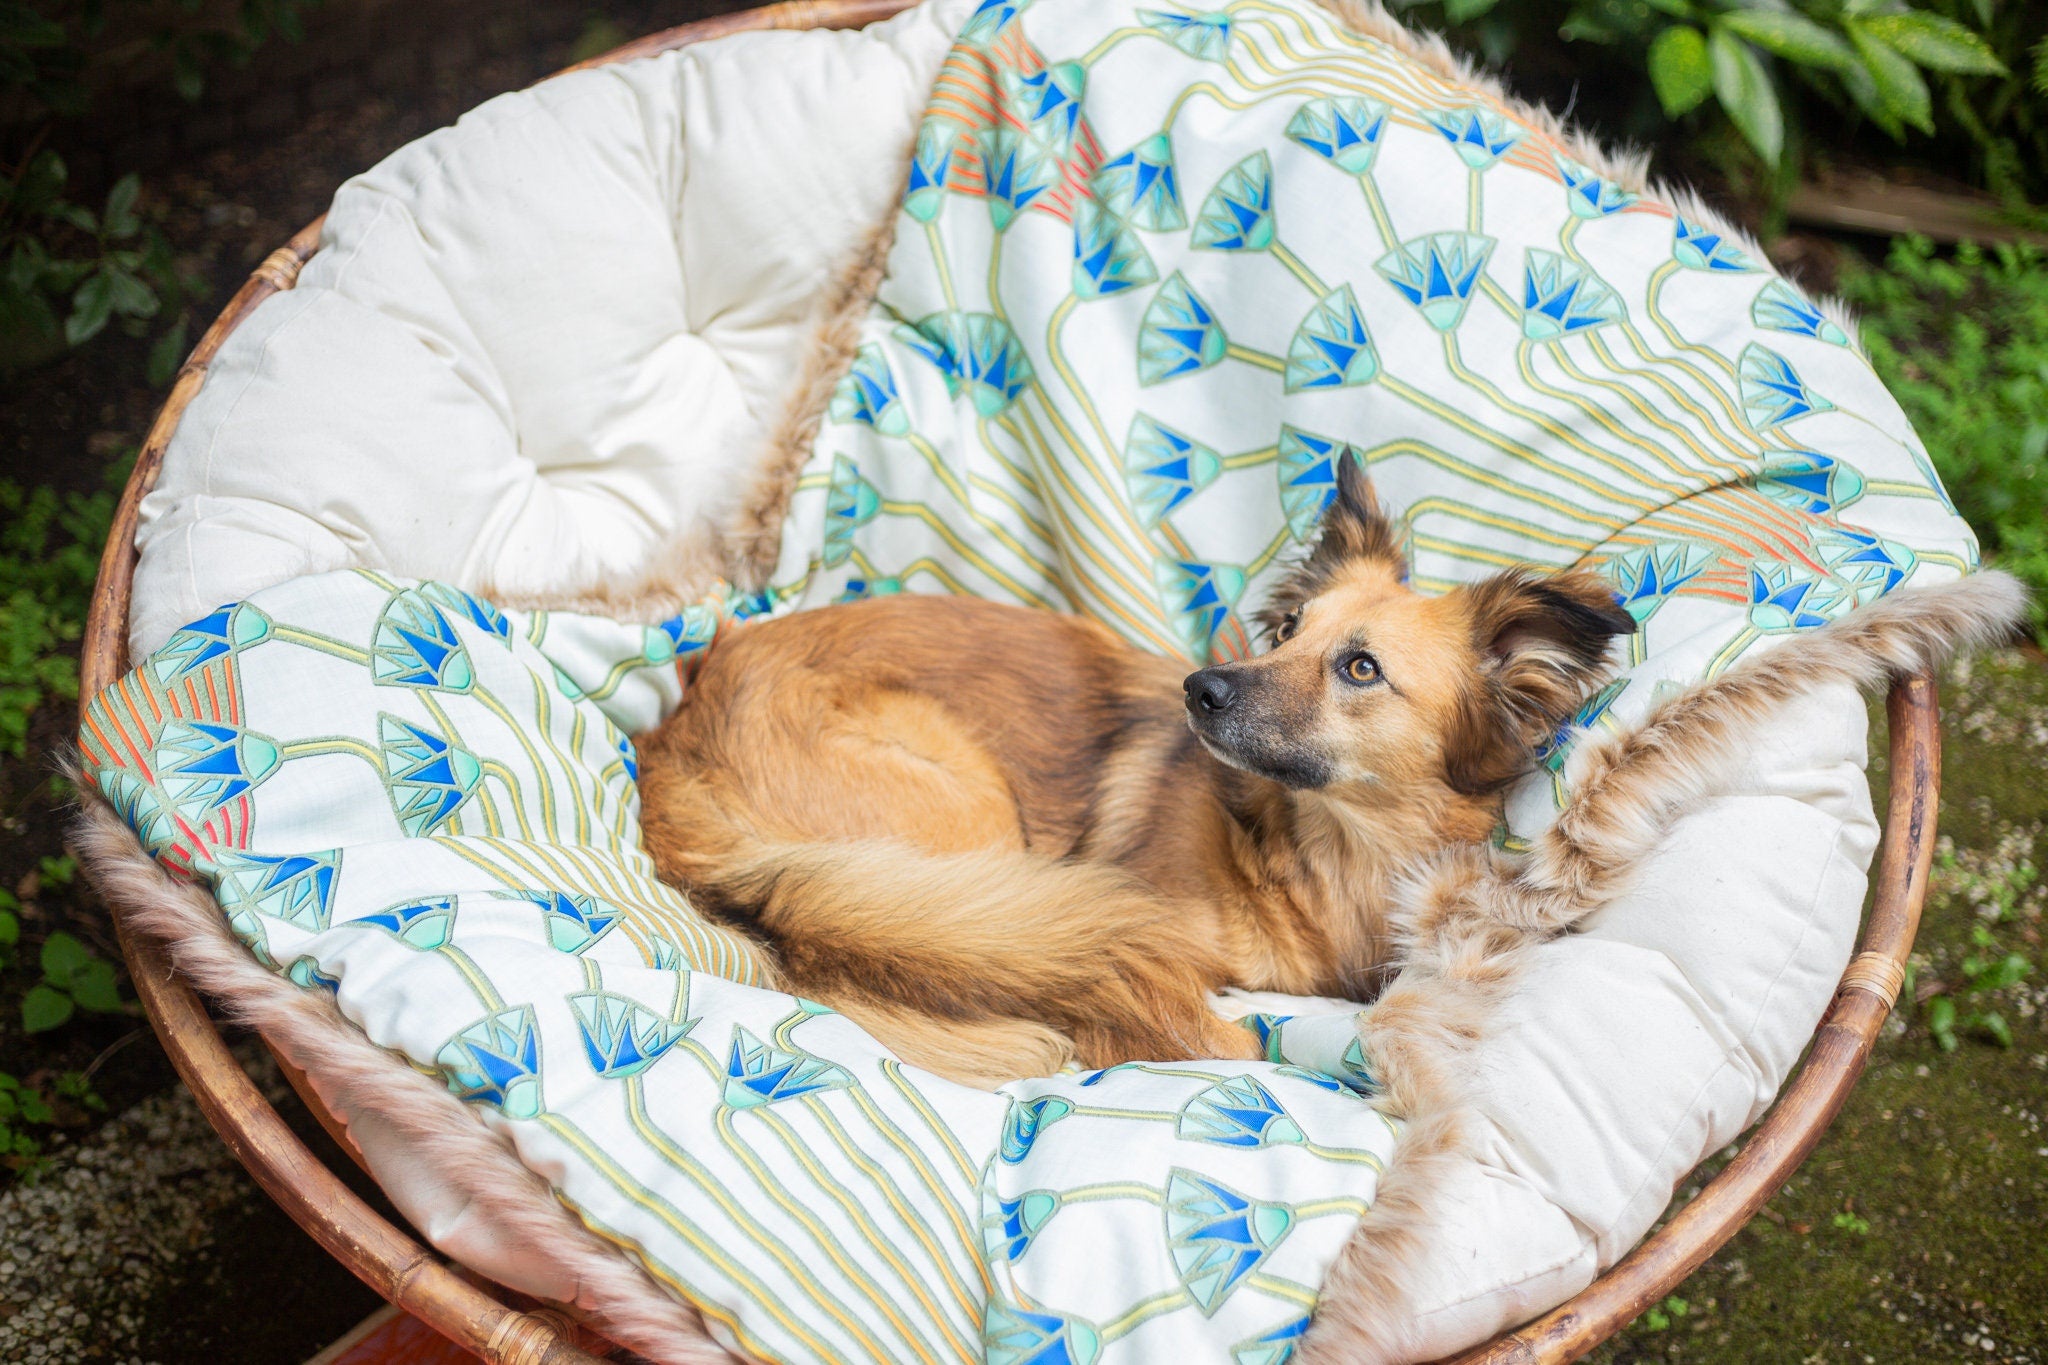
[
  {"x1": 1443, "y1": 567, "x2": 1638, "y2": 795},
  {"x1": 1316, "y1": 454, "x2": 1405, "y2": 573}
]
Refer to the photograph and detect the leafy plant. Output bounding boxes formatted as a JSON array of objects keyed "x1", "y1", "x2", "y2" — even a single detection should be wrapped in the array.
[
  {"x1": 1831, "y1": 1210, "x2": 1872, "y2": 1235},
  {"x1": 1838, "y1": 235, "x2": 2048, "y2": 643},
  {"x1": 21, "y1": 930, "x2": 125, "y2": 1032},
  {"x1": 0, "y1": 1068, "x2": 106, "y2": 1183},
  {"x1": 0, "y1": 474, "x2": 114, "y2": 756},
  {"x1": 1640, "y1": 1295, "x2": 1692, "y2": 1331},
  {"x1": 1390, "y1": 0, "x2": 2033, "y2": 196},
  {"x1": 0, "y1": 0, "x2": 322, "y2": 380},
  {"x1": 1916, "y1": 841, "x2": 2037, "y2": 1050}
]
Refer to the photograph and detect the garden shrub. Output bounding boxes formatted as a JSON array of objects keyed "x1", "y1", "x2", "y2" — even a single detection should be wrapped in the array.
[{"x1": 1839, "y1": 235, "x2": 2048, "y2": 642}]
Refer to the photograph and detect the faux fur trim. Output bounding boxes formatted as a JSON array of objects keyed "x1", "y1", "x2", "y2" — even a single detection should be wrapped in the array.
[
  {"x1": 726, "y1": 179, "x2": 910, "y2": 590},
  {"x1": 476, "y1": 532, "x2": 732, "y2": 626},
  {"x1": 1298, "y1": 570, "x2": 2028, "y2": 1364},
  {"x1": 67, "y1": 797, "x2": 746, "y2": 1365}
]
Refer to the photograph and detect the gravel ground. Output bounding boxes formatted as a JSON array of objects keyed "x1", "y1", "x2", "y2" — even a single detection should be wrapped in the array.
[{"x1": 0, "y1": 1048, "x2": 278, "y2": 1364}]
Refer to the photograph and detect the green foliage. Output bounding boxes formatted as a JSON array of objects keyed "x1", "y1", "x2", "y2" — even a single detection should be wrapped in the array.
[
  {"x1": 1639, "y1": 1295, "x2": 1691, "y2": 1332},
  {"x1": 0, "y1": 473, "x2": 114, "y2": 757},
  {"x1": 1916, "y1": 841, "x2": 2037, "y2": 1051},
  {"x1": 1838, "y1": 235, "x2": 2048, "y2": 643},
  {"x1": 1390, "y1": 0, "x2": 2042, "y2": 200},
  {"x1": 21, "y1": 929, "x2": 125, "y2": 1032},
  {"x1": 0, "y1": 0, "x2": 321, "y2": 381},
  {"x1": 0, "y1": 1068, "x2": 106, "y2": 1183},
  {"x1": 1831, "y1": 1211, "x2": 1872, "y2": 1235}
]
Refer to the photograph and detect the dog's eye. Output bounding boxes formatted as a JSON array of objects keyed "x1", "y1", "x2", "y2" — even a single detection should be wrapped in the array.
[
  {"x1": 1274, "y1": 611, "x2": 1301, "y2": 644},
  {"x1": 1342, "y1": 653, "x2": 1382, "y2": 686}
]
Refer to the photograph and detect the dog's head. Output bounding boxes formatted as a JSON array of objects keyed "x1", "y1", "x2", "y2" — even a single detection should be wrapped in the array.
[{"x1": 1183, "y1": 456, "x2": 1636, "y2": 796}]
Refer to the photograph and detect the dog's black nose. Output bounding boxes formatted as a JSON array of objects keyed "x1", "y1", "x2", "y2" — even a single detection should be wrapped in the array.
[{"x1": 1185, "y1": 668, "x2": 1238, "y2": 715}]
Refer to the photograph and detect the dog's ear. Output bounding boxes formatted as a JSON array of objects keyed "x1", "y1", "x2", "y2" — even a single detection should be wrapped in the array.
[
  {"x1": 1316, "y1": 454, "x2": 1404, "y2": 574},
  {"x1": 1254, "y1": 456, "x2": 1404, "y2": 642},
  {"x1": 1443, "y1": 567, "x2": 1637, "y2": 795}
]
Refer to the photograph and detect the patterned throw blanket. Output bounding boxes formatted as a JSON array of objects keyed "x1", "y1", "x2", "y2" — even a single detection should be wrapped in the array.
[
  {"x1": 77, "y1": 0, "x2": 1977, "y2": 1360},
  {"x1": 768, "y1": 0, "x2": 1975, "y2": 836}
]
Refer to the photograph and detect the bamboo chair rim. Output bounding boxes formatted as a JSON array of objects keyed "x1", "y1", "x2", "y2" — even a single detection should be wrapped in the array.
[{"x1": 75, "y1": 2, "x2": 1942, "y2": 1360}]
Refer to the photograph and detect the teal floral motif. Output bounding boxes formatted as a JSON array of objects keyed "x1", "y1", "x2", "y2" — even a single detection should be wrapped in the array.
[
  {"x1": 837, "y1": 576, "x2": 904, "y2": 602},
  {"x1": 1154, "y1": 557, "x2": 1246, "y2": 656},
  {"x1": 1176, "y1": 1075, "x2": 1306, "y2": 1148},
  {"x1": 904, "y1": 121, "x2": 959, "y2": 223},
  {"x1": 1244, "y1": 1012, "x2": 1289, "y2": 1061},
  {"x1": 1093, "y1": 134, "x2": 1184, "y2": 230},
  {"x1": 287, "y1": 958, "x2": 339, "y2": 993},
  {"x1": 901, "y1": 311, "x2": 1035, "y2": 415},
  {"x1": 984, "y1": 1296, "x2": 1102, "y2": 1365},
  {"x1": 98, "y1": 770, "x2": 173, "y2": 857},
  {"x1": 961, "y1": 0, "x2": 1032, "y2": 43},
  {"x1": 822, "y1": 454, "x2": 882, "y2": 568},
  {"x1": 1072, "y1": 198, "x2": 1158, "y2": 300},
  {"x1": 1276, "y1": 427, "x2": 1362, "y2": 541},
  {"x1": 154, "y1": 718, "x2": 281, "y2": 822},
  {"x1": 1165, "y1": 1169, "x2": 1296, "y2": 1313},
  {"x1": 1124, "y1": 415, "x2": 1221, "y2": 526},
  {"x1": 1603, "y1": 542, "x2": 1712, "y2": 622},
  {"x1": 643, "y1": 604, "x2": 720, "y2": 667},
  {"x1": 1738, "y1": 343, "x2": 1834, "y2": 429},
  {"x1": 350, "y1": 895, "x2": 456, "y2": 950},
  {"x1": 511, "y1": 890, "x2": 619, "y2": 953},
  {"x1": 1752, "y1": 278, "x2": 1850, "y2": 345},
  {"x1": 1556, "y1": 156, "x2": 1637, "y2": 218},
  {"x1": 1000, "y1": 1096, "x2": 1073, "y2": 1163},
  {"x1": 1192, "y1": 151, "x2": 1276, "y2": 253},
  {"x1": 979, "y1": 125, "x2": 1060, "y2": 232},
  {"x1": 1139, "y1": 7, "x2": 1234, "y2": 61},
  {"x1": 1336, "y1": 1037, "x2": 1378, "y2": 1094},
  {"x1": 1377, "y1": 232, "x2": 1495, "y2": 331},
  {"x1": 1005, "y1": 61, "x2": 1085, "y2": 148},
  {"x1": 1287, "y1": 95, "x2": 1388, "y2": 174},
  {"x1": 378, "y1": 713, "x2": 482, "y2": 837},
  {"x1": 1423, "y1": 105, "x2": 1521, "y2": 170},
  {"x1": 1285, "y1": 285, "x2": 1379, "y2": 393},
  {"x1": 213, "y1": 848, "x2": 338, "y2": 936},
  {"x1": 722, "y1": 1026, "x2": 851, "y2": 1109},
  {"x1": 1138, "y1": 273, "x2": 1228, "y2": 385},
  {"x1": 438, "y1": 1005, "x2": 544, "y2": 1119},
  {"x1": 982, "y1": 1188, "x2": 1060, "y2": 1263},
  {"x1": 1815, "y1": 526, "x2": 1916, "y2": 601},
  {"x1": 1753, "y1": 450, "x2": 1865, "y2": 515},
  {"x1": 829, "y1": 343, "x2": 909, "y2": 436},
  {"x1": 371, "y1": 589, "x2": 475, "y2": 692},
  {"x1": 1520, "y1": 249, "x2": 1623, "y2": 341},
  {"x1": 1746, "y1": 560, "x2": 1849, "y2": 631},
  {"x1": 421, "y1": 583, "x2": 512, "y2": 647},
  {"x1": 1672, "y1": 212, "x2": 1755, "y2": 272},
  {"x1": 151, "y1": 602, "x2": 272, "y2": 685},
  {"x1": 570, "y1": 990, "x2": 694, "y2": 1080},
  {"x1": 1233, "y1": 1314, "x2": 1312, "y2": 1365},
  {"x1": 1539, "y1": 677, "x2": 1627, "y2": 776}
]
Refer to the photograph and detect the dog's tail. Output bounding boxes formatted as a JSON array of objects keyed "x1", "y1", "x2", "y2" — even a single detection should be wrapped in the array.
[{"x1": 669, "y1": 831, "x2": 1253, "y2": 1085}]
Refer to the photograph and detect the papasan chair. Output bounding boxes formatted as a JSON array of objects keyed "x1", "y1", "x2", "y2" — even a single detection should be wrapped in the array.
[{"x1": 72, "y1": 0, "x2": 2025, "y2": 1362}]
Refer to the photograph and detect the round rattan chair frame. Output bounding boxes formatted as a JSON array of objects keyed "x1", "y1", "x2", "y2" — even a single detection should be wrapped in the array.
[{"x1": 76, "y1": 3, "x2": 1942, "y2": 1360}]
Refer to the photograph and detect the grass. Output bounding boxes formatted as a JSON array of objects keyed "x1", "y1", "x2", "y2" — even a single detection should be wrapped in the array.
[{"x1": 1839, "y1": 235, "x2": 2048, "y2": 643}]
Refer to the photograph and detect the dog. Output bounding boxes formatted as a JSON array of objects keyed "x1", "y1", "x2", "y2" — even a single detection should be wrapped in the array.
[{"x1": 637, "y1": 459, "x2": 1636, "y2": 1087}]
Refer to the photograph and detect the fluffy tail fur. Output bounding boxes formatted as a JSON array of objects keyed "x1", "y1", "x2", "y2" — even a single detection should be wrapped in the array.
[{"x1": 671, "y1": 833, "x2": 1260, "y2": 1086}]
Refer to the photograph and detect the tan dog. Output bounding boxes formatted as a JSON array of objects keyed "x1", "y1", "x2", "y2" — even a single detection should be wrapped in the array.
[{"x1": 638, "y1": 460, "x2": 1635, "y2": 1086}]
